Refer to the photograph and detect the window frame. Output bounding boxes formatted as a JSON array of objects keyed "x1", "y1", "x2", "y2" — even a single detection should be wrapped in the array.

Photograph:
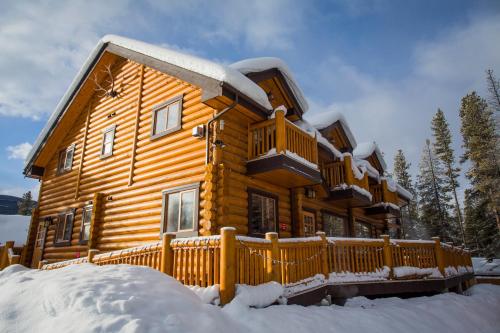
[
  {"x1": 247, "y1": 188, "x2": 279, "y2": 238},
  {"x1": 150, "y1": 95, "x2": 183, "y2": 140},
  {"x1": 321, "y1": 210, "x2": 348, "y2": 237},
  {"x1": 100, "y1": 125, "x2": 116, "y2": 159},
  {"x1": 53, "y1": 209, "x2": 76, "y2": 247},
  {"x1": 160, "y1": 183, "x2": 200, "y2": 238},
  {"x1": 57, "y1": 144, "x2": 75, "y2": 175},
  {"x1": 79, "y1": 205, "x2": 93, "y2": 244},
  {"x1": 302, "y1": 208, "x2": 316, "y2": 237}
]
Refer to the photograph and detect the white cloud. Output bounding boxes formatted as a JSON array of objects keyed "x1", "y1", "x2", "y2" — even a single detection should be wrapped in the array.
[
  {"x1": 6, "y1": 142, "x2": 32, "y2": 160},
  {"x1": 307, "y1": 13, "x2": 500, "y2": 187},
  {"x1": 0, "y1": 183, "x2": 39, "y2": 199}
]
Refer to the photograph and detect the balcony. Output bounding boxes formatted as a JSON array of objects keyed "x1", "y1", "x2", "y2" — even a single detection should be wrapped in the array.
[
  {"x1": 365, "y1": 179, "x2": 401, "y2": 218},
  {"x1": 321, "y1": 155, "x2": 372, "y2": 207},
  {"x1": 246, "y1": 110, "x2": 321, "y2": 187}
]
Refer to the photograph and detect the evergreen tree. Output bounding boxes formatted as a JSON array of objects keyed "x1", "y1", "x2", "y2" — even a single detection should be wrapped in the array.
[
  {"x1": 486, "y1": 69, "x2": 500, "y2": 115},
  {"x1": 431, "y1": 109, "x2": 465, "y2": 245},
  {"x1": 459, "y1": 92, "x2": 500, "y2": 231},
  {"x1": 393, "y1": 149, "x2": 424, "y2": 238},
  {"x1": 417, "y1": 140, "x2": 453, "y2": 241},
  {"x1": 17, "y1": 191, "x2": 34, "y2": 216},
  {"x1": 463, "y1": 188, "x2": 500, "y2": 257}
]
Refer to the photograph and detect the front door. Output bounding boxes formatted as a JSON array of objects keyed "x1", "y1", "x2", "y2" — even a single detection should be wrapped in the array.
[
  {"x1": 303, "y1": 211, "x2": 316, "y2": 236},
  {"x1": 31, "y1": 221, "x2": 47, "y2": 268}
]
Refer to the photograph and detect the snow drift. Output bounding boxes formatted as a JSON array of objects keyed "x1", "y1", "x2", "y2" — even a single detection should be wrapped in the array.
[{"x1": 1, "y1": 264, "x2": 499, "y2": 333}]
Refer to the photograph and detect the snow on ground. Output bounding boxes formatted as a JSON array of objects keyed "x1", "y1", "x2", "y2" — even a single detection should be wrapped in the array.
[
  {"x1": 0, "y1": 214, "x2": 30, "y2": 245},
  {"x1": 472, "y1": 257, "x2": 500, "y2": 275},
  {"x1": 1, "y1": 264, "x2": 500, "y2": 333}
]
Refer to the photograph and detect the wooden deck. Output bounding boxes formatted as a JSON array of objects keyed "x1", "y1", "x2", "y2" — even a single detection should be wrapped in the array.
[{"x1": 31, "y1": 229, "x2": 474, "y2": 305}]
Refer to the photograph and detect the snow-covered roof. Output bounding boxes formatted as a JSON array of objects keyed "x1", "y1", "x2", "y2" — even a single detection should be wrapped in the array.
[
  {"x1": 293, "y1": 119, "x2": 343, "y2": 159},
  {"x1": 382, "y1": 176, "x2": 413, "y2": 201},
  {"x1": 305, "y1": 111, "x2": 357, "y2": 148},
  {"x1": 396, "y1": 183, "x2": 413, "y2": 200},
  {"x1": 354, "y1": 158, "x2": 380, "y2": 179},
  {"x1": 25, "y1": 35, "x2": 274, "y2": 171},
  {"x1": 230, "y1": 57, "x2": 309, "y2": 113},
  {"x1": 353, "y1": 141, "x2": 387, "y2": 171}
]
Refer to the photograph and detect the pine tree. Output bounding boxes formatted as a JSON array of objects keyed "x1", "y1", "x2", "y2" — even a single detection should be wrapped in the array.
[
  {"x1": 417, "y1": 140, "x2": 453, "y2": 241},
  {"x1": 463, "y1": 188, "x2": 500, "y2": 257},
  {"x1": 459, "y1": 92, "x2": 500, "y2": 231},
  {"x1": 486, "y1": 69, "x2": 500, "y2": 114},
  {"x1": 17, "y1": 191, "x2": 34, "y2": 216},
  {"x1": 431, "y1": 109, "x2": 465, "y2": 245},
  {"x1": 393, "y1": 149, "x2": 424, "y2": 238}
]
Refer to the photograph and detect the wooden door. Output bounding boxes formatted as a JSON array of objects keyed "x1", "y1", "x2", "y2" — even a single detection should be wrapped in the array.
[
  {"x1": 31, "y1": 222, "x2": 47, "y2": 268},
  {"x1": 303, "y1": 211, "x2": 316, "y2": 236}
]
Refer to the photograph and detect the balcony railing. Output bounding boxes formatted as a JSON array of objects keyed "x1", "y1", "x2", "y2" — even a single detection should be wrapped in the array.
[
  {"x1": 248, "y1": 110, "x2": 318, "y2": 166},
  {"x1": 369, "y1": 179, "x2": 399, "y2": 205},
  {"x1": 321, "y1": 155, "x2": 369, "y2": 192}
]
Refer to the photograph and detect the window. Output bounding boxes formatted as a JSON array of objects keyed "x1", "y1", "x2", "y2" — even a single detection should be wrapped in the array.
[
  {"x1": 354, "y1": 220, "x2": 372, "y2": 238},
  {"x1": 303, "y1": 210, "x2": 316, "y2": 236},
  {"x1": 35, "y1": 219, "x2": 49, "y2": 248},
  {"x1": 161, "y1": 183, "x2": 199, "y2": 237},
  {"x1": 54, "y1": 209, "x2": 75, "y2": 246},
  {"x1": 79, "y1": 205, "x2": 93, "y2": 243},
  {"x1": 322, "y1": 212, "x2": 347, "y2": 237},
  {"x1": 248, "y1": 189, "x2": 277, "y2": 237},
  {"x1": 57, "y1": 145, "x2": 75, "y2": 174},
  {"x1": 100, "y1": 126, "x2": 116, "y2": 158},
  {"x1": 151, "y1": 95, "x2": 183, "y2": 139}
]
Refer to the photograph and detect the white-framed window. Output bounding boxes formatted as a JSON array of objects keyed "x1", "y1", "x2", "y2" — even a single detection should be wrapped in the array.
[
  {"x1": 57, "y1": 144, "x2": 75, "y2": 174},
  {"x1": 79, "y1": 205, "x2": 93, "y2": 243},
  {"x1": 100, "y1": 125, "x2": 116, "y2": 158},
  {"x1": 151, "y1": 95, "x2": 183, "y2": 139},
  {"x1": 161, "y1": 183, "x2": 199, "y2": 237},
  {"x1": 322, "y1": 212, "x2": 347, "y2": 237},
  {"x1": 54, "y1": 209, "x2": 75, "y2": 246}
]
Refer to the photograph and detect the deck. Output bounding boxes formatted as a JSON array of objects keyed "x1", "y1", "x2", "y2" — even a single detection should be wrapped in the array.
[{"x1": 27, "y1": 228, "x2": 475, "y2": 305}]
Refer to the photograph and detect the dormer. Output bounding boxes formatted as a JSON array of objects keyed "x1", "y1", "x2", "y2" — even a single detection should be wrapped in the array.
[
  {"x1": 305, "y1": 112, "x2": 356, "y2": 154},
  {"x1": 353, "y1": 142, "x2": 387, "y2": 175},
  {"x1": 230, "y1": 58, "x2": 308, "y2": 121}
]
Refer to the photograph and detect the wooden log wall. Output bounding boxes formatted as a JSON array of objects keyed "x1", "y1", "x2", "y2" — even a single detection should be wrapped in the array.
[{"x1": 36, "y1": 58, "x2": 214, "y2": 263}]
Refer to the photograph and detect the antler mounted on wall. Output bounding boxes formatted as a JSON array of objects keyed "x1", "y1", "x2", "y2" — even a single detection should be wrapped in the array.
[{"x1": 93, "y1": 64, "x2": 118, "y2": 98}]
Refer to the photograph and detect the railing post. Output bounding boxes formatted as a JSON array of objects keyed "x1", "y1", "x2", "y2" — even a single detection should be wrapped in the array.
[
  {"x1": 275, "y1": 109, "x2": 286, "y2": 154},
  {"x1": 160, "y1": 233, "x2": 176, "y2": 275},
  {"x1": 88, "y1": 249, "x2": 99, "y2": 264},
  {"x1": 381, "y1": 235, "x2": 393, "y2": 279},
  {"x1": 316, "y1": 231, "x2": 330, "y2": 278},
  {"x1": 432, "y1": 237, "x2": 445, "y2": 277},
  {"x1": 220, "y1": 227, "x2": 236, "y2": 305},
  {"x1": 265, "y1": 232, "x2": 280, "y2": 283},
  {"x1": 344, "y1": 155, "x2": 354, "y2": 185}
]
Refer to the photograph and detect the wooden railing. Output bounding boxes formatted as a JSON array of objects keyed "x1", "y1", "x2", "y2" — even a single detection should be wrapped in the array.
[
  {"x1": 0, "y1": 241, "x2": 22, "y2": 270},
  {"x1": 40, "y1": 231, "x2": 473, "y2": 305},
  {"x1": 322, "y1": 155, "x2": 370, "y2": 192},
  {"x1": 248, "y1": 109, "x2": 318, "y2": 165},
  {"x1": 369, "y1": 179, "x2": 399, "y2": 205}
]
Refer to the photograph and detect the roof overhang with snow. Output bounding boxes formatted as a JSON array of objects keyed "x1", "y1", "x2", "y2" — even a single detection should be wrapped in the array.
[
  {"x1": 24, "y1": 35, "x2": 275, "y2": 176},
  {"x1": 353, "y1": 142, "x2": 387, "y2": 172},
  {"x1": 230, "y1": 57, "x2": 309, "y2": 118},
  {"x1": 305, "y1": 111, "x2": 357, "y2": 151}
]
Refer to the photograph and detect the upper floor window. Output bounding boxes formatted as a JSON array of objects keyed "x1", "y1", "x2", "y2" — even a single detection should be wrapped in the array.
[
  {"x1": 57, "y1": 144, "x2": 75, "y2": 174},
  {"x1": 161, "y1": 183, "x2": 199, "y2": 237},
  {"x1": 79, "y1": 205, "x2": 93, "y2": 243},
  {"x1": 100, "y1": 125, "x2": 116, "y2": 158},
  {"x1": 303, "y1": 210, "x2": 316, "y2": 236},
  {"x1": 54, "y1": 209, "x2": 75, "y2": 246},
  {"x1": 248, "y1": 188, "x2": 277, "y2": 237},
  {"x1": 151, "y1": 95, "x2": 183, "y2": 139}
]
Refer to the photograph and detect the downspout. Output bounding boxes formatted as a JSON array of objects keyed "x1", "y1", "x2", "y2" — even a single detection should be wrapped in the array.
[{"x1": 205, "y1": 95, "x2": 239, "y2": 165}]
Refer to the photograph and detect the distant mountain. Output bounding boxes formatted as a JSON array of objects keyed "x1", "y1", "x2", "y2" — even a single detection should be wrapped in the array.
[{"x1": 0, "y1": 195, "x2": 37, "y2": 215}]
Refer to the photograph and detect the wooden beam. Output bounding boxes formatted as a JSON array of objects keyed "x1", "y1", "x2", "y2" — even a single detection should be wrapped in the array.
[
  {"x1": 74, "y1": 103, "x2": 93, "y2": 199},
  {"x1": 128, "y1": 64, "x2": 145, "y2": 186}
]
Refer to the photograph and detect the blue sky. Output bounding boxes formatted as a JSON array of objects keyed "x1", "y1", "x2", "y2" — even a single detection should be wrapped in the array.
[{"x1": 1, "y1": 0, "x2": 499, "y2": 201}]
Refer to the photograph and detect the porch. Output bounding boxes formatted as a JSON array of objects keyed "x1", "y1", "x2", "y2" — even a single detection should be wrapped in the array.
[
  {"x1": 366, "y1": 179, "x2": 402, "y2": 218},
  {"x1": 38, "y1": 229, "x2": 474, "y2": 305}
]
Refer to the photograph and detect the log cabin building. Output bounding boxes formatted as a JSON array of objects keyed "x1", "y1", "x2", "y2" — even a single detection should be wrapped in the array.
[{"x1": 22, "y1": 35, "x2": 412, "y2": 268}]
